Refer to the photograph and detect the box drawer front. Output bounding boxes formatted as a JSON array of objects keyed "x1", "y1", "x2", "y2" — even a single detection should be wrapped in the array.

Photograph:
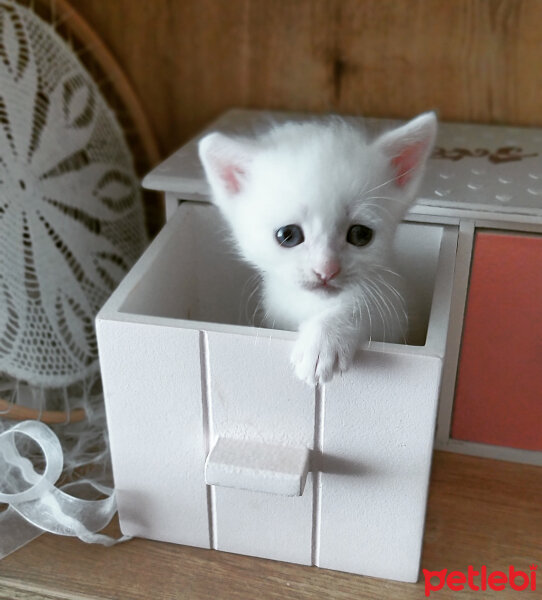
[
  {"x1": 97, "y1": 321, "x2": 210, "y2": 548},
  {"x1": 452, "y1": 231, "x2": 542, "y2": 452},
  {"x1": 318, "y1": 352, "x2": 442, "y2": 582},
  {"x1": 206, "y1": 331, "x2": 315, "y2": 565}
]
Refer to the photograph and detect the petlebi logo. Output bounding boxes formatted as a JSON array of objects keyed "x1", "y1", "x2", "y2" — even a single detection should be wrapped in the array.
[{"x1": 423, "y1": 565, "x2": 537, "y2": 597}]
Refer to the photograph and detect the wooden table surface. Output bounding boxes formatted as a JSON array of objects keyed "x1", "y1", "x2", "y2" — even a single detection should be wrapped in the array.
[{"x1": 1, "y1": 451, "x2": 540, "y2": 600}]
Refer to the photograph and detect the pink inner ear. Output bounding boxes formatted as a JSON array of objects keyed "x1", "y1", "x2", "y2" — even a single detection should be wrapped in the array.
[
  {"x1": 391, "y1": 141, "x2": 426, "y2": 187},
  {"x1": 220, "y1": 163, "x2": 245, "y2": 194}
]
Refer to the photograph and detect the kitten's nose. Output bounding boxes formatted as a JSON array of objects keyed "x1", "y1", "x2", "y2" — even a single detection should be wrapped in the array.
[{"x1": 314, "y1": 260, "x2": 341, "y2": 283}]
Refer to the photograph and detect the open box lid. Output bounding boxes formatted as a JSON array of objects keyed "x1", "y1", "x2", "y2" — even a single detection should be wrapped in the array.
[{"x1": 143, "y1": 108, "x2": 542, "y2": 224}]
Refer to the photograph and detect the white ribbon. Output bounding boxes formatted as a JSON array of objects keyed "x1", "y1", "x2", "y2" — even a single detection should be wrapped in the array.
[{"x1": 0, "y1": 420, "x2": 129, "y2": 559}]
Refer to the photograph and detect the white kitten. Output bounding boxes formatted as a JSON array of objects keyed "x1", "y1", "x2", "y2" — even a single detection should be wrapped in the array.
[{"x1": 198, "y1": 113, "x2": 437, "y2": 385}]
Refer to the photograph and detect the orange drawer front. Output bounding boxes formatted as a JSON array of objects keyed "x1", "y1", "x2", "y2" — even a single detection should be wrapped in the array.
[{"x1": 452, "y1": 231, "x2": 542, "y2": 452}]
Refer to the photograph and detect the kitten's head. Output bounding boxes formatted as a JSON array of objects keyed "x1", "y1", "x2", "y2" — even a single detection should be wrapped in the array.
[{"x1": 198, "y1": 113, "x2": 437, "y2": 296}]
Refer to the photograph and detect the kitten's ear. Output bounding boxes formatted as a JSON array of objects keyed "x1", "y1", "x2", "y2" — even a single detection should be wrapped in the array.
[
  {"x1": 198, "y1": 132, "x2": 255, "y2": 200},
  {"x1": 373, "y1": 112, "x2": 437, "y2": 195}
]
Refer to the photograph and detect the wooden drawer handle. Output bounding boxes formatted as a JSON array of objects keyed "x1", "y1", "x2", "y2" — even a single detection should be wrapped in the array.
[{"x1": 205, "y1": 437, "x2": 310, "y2": 497}]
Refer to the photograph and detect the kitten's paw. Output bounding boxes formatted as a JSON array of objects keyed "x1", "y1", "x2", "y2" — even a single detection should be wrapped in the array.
[{"x1": 291, "y1": 323, "x2": 356, "y2": 386}]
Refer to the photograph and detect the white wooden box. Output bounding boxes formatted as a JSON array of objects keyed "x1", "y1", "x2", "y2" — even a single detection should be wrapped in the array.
[
  {"x1": 97, "y1": 196, "x2": 458, "y2": 582},
  {"x1": 143, "y1": 109, "x2": 542, "y2": 466}
]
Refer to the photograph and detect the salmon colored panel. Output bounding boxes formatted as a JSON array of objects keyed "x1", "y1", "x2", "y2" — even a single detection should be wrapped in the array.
[{"x1": 452, "y1": 231, "x2": 542, "y2": 452}]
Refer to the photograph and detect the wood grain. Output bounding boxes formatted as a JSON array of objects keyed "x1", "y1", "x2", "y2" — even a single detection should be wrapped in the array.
[
  {"x1": 1, "y1": 451, "x2": 541, "y2": 599},
  {"x1": 67, "y1": 0, "x2": 542, "y2": 160}
]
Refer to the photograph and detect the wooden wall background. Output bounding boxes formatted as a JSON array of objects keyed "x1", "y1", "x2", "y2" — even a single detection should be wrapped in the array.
[{"x1": 69, "y1": 0, "x2": 542, "y2": 162}]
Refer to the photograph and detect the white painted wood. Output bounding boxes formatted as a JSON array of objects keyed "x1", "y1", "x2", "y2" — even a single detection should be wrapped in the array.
[
  {"x1": 440, "y1": 438, "x2": 542, "y2": 467},
  {"x1": 423, "y1": 227, "x2": 460, "y2": 355},
  {"x1": 435, "y1": 221, "x2": 475, "y2": 450},
  {"x1": 96, "y1": 320, "x2": 210, "y2": 548},
  {"x1": 472, "y1": 218, "x2": 542, "y2": 234},
  {"x1": 165, "y1": 191, "x2": 180, "y2": 219},
  {"x1": 393, "y1": 223, "x2": 444, "y2": 346},
  {"x1": 409, "y1": 204, "x2": 542, "y2": 226},
  {"x1": 118, "y1": 202, "x2": 258, "y2": 329},
  {"x1": 205, "y1": 330, "x2": 316, "y2": 565},
  {"x1": 205, "y1": 437, "x2": 310, "y2": 496},
  {"x1": 318, "y1": 352, "x2": 443, "y2": 583}
]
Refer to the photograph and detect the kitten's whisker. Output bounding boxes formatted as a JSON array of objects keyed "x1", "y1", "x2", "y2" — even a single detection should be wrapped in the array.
[
  {"x1": 361, "y1": 283, "x2": 387, "y2": 343},
  {"x1": 253, "y1": 299, "x2": 268, "y2": 329},
  {"x1": 245, "y1": 275, "x2": 263, "y2": 325},
  {"x1": 378, "y1": 277, "x2": 408, "y2": 343},
  {"x1": 364, "y1": 265, "x2": 409, "y2": 343},
  {"x1": 362, "y1": 163, "x2": 421, "y2": 197},
  {"x1": 375, "y1": 275, "x2": 407, "y2": 312},
  {"x1": 359, "y1": 202, "x2": 397, "y2": 222},
  {"x1": 365, "y1": 280, "x2": 394, "y2": 341},
  {"x1": 360, "y1": 292, "x2": 373, "y2": 345},
  {"x1": 361, "y1": 175, "x2": 398, "y2": 196},
  {"x1": 253, "y1": 309, "x2": 274, "y2": 346},
  {"x1": 249, "y1": 293, "x2": 266, "y2": 332},
  {"x1": 370, "y1": 278, "x2": 407, "y2": 343},
  {"x1": 373, "y1": 281, "x2": 400, "y2": 343},
  {"x1": 241, "y1": 273, "x2": 262, "y2": 325},
  {"x1": 351, "y1": 297, "x2": 361, "y2": 323},
  {"x1": 363, "y1": 195, "x2": 396, "y2": 201},
  {"x1": 248, "y1": 292, "x2": 261, "y2": 326},
  {"x1": 370, "y1": 264, "x2": 402, "y2": 279},
  {"x1": 355, "y1": 297, "x2": 370, "y2": 345}
]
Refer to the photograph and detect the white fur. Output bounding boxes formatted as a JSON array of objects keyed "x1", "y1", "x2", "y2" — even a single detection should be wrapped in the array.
[{"x1": 199, "y1": 113, "x2": 437, "y2": 385}]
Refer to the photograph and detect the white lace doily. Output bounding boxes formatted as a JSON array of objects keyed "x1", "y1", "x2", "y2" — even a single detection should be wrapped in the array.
[{"x1": 0, "y1": 0, "x2": 147, "y2": 387}]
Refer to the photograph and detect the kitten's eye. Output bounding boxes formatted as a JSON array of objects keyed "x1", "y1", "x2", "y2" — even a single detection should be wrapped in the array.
[
  {"x1": 347, "y1": 224, "x2": 373, "y2": 247},
  {"x1": 275, "y1": 224, "x2": 304, "y2": 248}
]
